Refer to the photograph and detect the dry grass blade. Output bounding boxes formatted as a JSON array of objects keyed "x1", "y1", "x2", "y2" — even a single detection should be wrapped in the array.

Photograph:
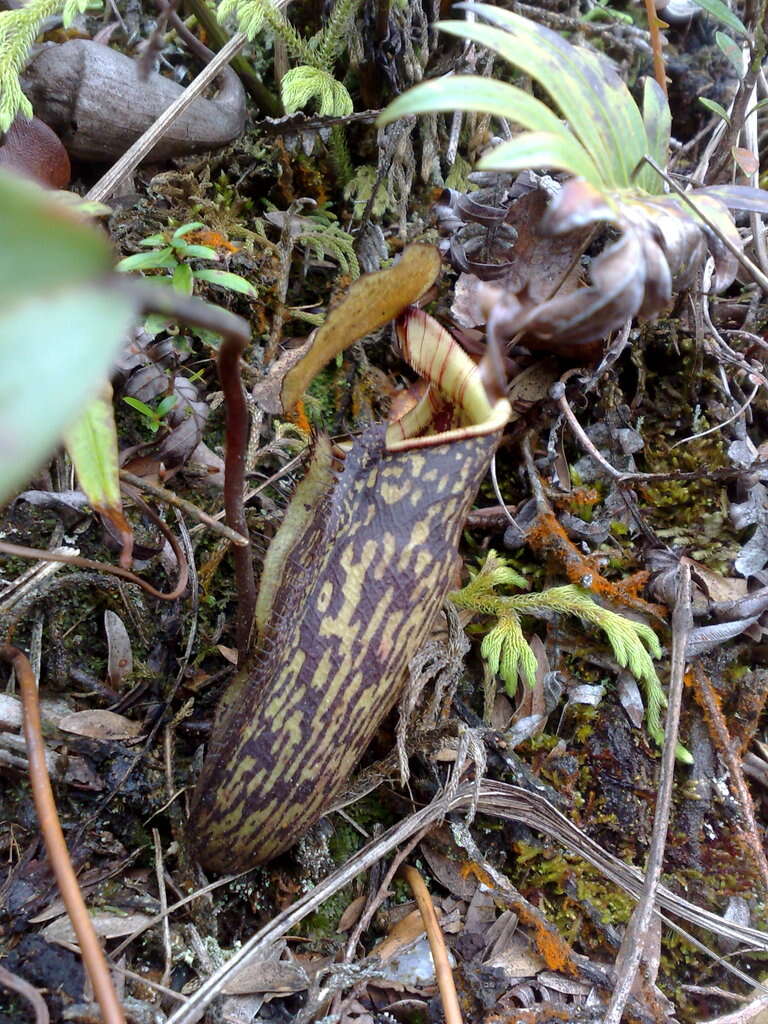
[
  {"x1": 166, "y1": 775, "x2": 768, "y2": 1024},
  {"x1": 605, "y1": 562, "x2": 692, "y2": 1024},
  {"x1": 0, "y1": 646, "x2": 125, "y2": 1024},
  {"x1": 400, "y1": 865, "x2": 463, "y2": 1024}
]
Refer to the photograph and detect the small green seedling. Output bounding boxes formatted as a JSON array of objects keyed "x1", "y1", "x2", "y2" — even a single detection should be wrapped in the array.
[
  {"x1": 123, "y1": 394, "x2": 178, "y2": 434},
  {"x1": 116, "y1": 221, "x2": 256, "y2": 299},
  {"x1": 117, "y1": 221, "x2": 256, "y2": 339}
]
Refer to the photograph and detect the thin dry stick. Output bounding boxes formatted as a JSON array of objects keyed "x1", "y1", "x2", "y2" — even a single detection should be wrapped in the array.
[
  {"x1": 167, "y1": 777, "x2": 768, "y2": 1024},
  {"x1": 690, "y1": 664, "x2": 768, "y2": 897},
  {"x1": 703, "y1": 995, "x2": 768, "y2": 1024},
  {"x1": 119, "y1": 470, "x2": 248, "y2": 546},
  {"x1": 0, "y1": 964, "x2": 49, "y2": 1024},
  {"x1": 401, "y1": 866, "x2": 463, "y2": 1024},
  {"x1": 550, "y1": 380, "x2": 623, "y2": 481},
  {"x1": 152, "y1": 828, "x2": 173, "y2": 987},
  {"x1": 0, "y1": 647, "x2": 125, "y2": 1024},
  {"x1": 642, "y1": 155, "x2": 768, "y2": 293},
  {"x1": 331, "y1": 825, "x2": 433, "y2": 1019},
  {"x1": 605, "y1": 562, "x2": 692, "y2": 1024}
]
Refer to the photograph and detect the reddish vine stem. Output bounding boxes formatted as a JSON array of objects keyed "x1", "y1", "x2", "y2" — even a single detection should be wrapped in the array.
[
  {"x1": 0, "y1": 492, "x2": 188, "y2": 602},
  {"x1": 218, "y1": 336, "x2": 255, "y2": 660},
  {"x1": 643, "y1": 0, "x2": 667, "y2": 96},
  {"x1": 126, "y1": 282, "x2": 256, "y2": 660},
  {"x1": 0, "y1": 964, "x2": 49, "y2": 1024},
  {"x1": 0, "y1": 646, "x2": 125, "y2": 1024},
  {"x1": 689, "y1": 664, "x2": 768, "y2": 898}
]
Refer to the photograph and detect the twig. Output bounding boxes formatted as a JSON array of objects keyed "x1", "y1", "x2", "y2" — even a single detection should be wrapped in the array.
[
  {"x1": 605, "y1": 562, "x2": 692, "y2": 1024},
  {"x1": 178, "y1": 0, "x2": 281, "y2": 114},
  {"x1": 703, "y1": 995, "x2": 768, "y2": 1024},
  {"x1": 166, "y1": 776, "x2": 768, "y2": 1024},
  {"x1": 331, "y1": 825, "x2": 433, "y2": 1019},
  {"x1": 110, "y1": 870, "x2": 254, "y2": 959},
  {"x1": 690, "y1": 665, "x2": 768, "y2": 897},
  {"x1": 119, "y1": 470, "x2": 248, "y2": 546},
  {"x1": 642, "y1": 155, "x2": 768, "y2": 293},
  {"x1": 400, "y1": 866, "x2": 463, "y2": 1024},
  {"x1": 550, "y1": 380, "x2": 623, "y2": 480},
  {"x1": 153, "y1": 828, "x2": 173, "y2": 987},
  {"x1": 671, "y1": 379, "x2": 761, "y2": 447},
  {"x1": 0, "y1": 964, "x2": 49, "y2": 1024},
  {"x1": 0, "y1": 646, "x2": 125, "y2": 1024}
]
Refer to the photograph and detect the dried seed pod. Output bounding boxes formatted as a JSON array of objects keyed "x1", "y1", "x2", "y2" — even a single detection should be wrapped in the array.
[{"x1": 22, "y1": 39, "x2": 245, "y2": 162}]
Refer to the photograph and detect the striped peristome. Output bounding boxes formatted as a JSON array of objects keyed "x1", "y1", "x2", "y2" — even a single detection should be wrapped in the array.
[{"x1": 190, "y1": 255, "x2": 511, "y2": 870}]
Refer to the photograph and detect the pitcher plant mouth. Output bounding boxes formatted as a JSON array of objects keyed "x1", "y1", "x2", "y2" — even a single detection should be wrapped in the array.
[{"x1": 387, "y1": 306, "x2": 512, "y2": 451}]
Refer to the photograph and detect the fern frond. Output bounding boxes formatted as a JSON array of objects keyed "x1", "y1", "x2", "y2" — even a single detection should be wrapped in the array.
[
  {"x1": 450, "y1": 550, "x2": 528, "y2": 616},
  {"x1": 281, "y1": 65, "x2": 353, "y2": 117},
  {"x1": 512, "y1": 585, "x2": 661, "y2": 678},
  {"x1": 450, "y1": 553, "x2": 686, "y2": 756},
  {"x1": 309, "y1": 0, "x2": 363, "y2": 69},
  {"x1": 480, "y1": 612, "x2": 538, "y2": 695},
  {"x1": 297, "y1": 216, "x2": 359, "y2": 277},
  {"x1": 0, "y1": 0, "x2": 96, "y2": 131},
  {"x1": 217, "y1": 0, "x2": 311, "y2": 61}
]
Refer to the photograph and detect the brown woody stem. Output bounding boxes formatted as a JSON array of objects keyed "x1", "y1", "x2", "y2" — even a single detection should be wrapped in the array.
[{"x1": 0, "y1": 646, "x2": 125, "y2": 1024}]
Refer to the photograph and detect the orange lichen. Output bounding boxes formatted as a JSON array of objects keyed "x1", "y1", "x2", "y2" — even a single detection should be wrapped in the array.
[
  {"x1": 185, "y1": 229, "x2": 240, "y2": 253},
  {"x1": 460, "y1": 862, "x2": 495, "y2": 888},
  {"x1": 287, "y1": 398, "x2": 312, "y2": 436},
  {"x1": 525, "y1": 509, "x2": 664, "y2": 620}
]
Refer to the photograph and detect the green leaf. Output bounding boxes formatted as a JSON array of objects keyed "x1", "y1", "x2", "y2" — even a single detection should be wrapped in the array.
[
  {"x1": 745, "y1": 97, "x2": 768, "y2": 119},
  {"x1": 173, "y1": 243, "x2": 219, "y2": 260},
  {"x1": 173, "y1": 263, "x2": 194, "y2": 295},
  {"x1": 123, "y1": 396, "x2": 156, "y2": 419},
  {"x1": 0, "y1": 171, "x2": 112, "y2": 301},
  {"x1": 281, "y1": 65, "x2": 353, "y2": 116},
  {"x1": 156, "y1": 395, "x2": 178, "y2": 418},
  {"x1": 116, "y1": 248, "x2": 177, "y2": 272},
  {"x1": 0, "y1": 288, "x2": 135, "y2": 504},
  {"x1": 65, "y1": 387, "x2": 121, "y2": 515},
  {"x1": 139, "y1": 233, "x2": 168, "y2": 247},
  {"x1": 640, "y1": 77, "x2": 671, "y2": 190},
  {"x1": 442, "y1": 5, "x2": 647, "y2": 186},
  {"x1": 698, "y1": 96, "x2": 730, "y2": 123},
  {"x1": 694, "y1": 0, "x2": 747, "y2": 36},
  {"x1": 0, "y1": 173, "x2": 135, "y2": 504},
  {"x1": 172, "y1": 221, "x2": 206, "y2": 238},
  {"x1": 476, "y1": 131, "x2": 604, "y2": 185},
  {"x1": 715, "y1": 31, "x2": 743, "y2": 76},
  {"x1": 380, "y1": 74, "x2": 572, "y2": 139},
  {"x1": 192, "y1": 268, "x2": 258, "y2": 297}
]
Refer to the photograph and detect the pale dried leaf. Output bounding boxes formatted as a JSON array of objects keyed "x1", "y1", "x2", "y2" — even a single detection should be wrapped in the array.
[
  {"x1": 104, "y1": 609, "x2": 132, "y2": 688},
  {"x1": 57, "y1": 709, "x2": 143, "y2": 741},
  {"x1": 43, "y1": 910, "x2": 154, "y2": 944}
]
